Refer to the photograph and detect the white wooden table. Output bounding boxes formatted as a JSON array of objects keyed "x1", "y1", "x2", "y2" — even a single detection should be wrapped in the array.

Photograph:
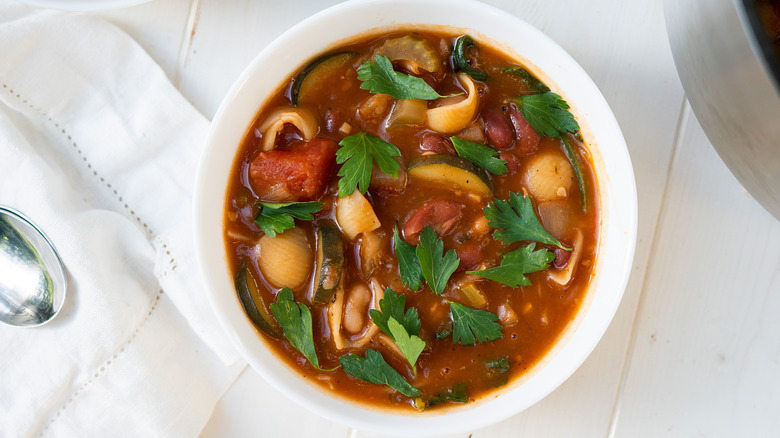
[{"x1": 88, "y1": 0, "x2": 780, "y2": 436}]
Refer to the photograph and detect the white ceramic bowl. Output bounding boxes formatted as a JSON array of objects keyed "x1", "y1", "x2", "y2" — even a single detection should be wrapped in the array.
[{"x1": 194, "y1": 0, "x2": 637, "y2": 435}]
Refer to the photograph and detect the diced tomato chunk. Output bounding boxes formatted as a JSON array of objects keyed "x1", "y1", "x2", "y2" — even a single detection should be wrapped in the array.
[
  {"x1": 403, "y1": 199, "x2": 464, "y2": 241},
  {"x1": 249, "y1": 138, "x2": 337, "y2": 202}
]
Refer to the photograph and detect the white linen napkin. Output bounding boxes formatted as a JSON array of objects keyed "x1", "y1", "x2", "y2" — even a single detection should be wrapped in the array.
[{"x1": 0, "y1": 4, "x2": 245, "y2": 437}]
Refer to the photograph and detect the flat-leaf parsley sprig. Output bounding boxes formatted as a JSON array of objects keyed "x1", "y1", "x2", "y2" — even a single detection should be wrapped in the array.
[
  {"x1": 451, "y1": 136, "x2": 508, "y2": 175},
  {"x1": 416, "y1": 226, "x2": 460, "y2": 296},
  {"x1": 514, "y1": 92, "x2": 579, "y2": 138},
  {"x1": 484, "y1": 191, "x2": 569, "y2": 250},
  {"x1": 336, "y1": 132, "x2": 401, "y2": 197},
  {"x1": 254, "y1": 201, "x2": 323, "y2": 237},
  {"x1": 357, "y1": 54, "x2": 451, "y2": 100},
  {"x1": 449, "y1": 302, "x2": 503, "y2": 346},
  {"x1": 370, "y1": 289, "x2": 425, "y2": 374},
  {"x1": 340, "y1": 349, "x2": 421, "y2": 397},
  {"x1": 270, "y1": 288, "x2": 338, "y2": 372},
  {"x1": 468, "y1": 243, "x2": 555, "y2": 287},
  {"x1": 393, "y1": 225, "x2": 423, "y2": 291}
]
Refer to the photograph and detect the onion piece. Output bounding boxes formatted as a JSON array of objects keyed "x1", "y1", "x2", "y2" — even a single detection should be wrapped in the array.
[
  {"x1": 257, "y1": 106, "x2": 318, "y2": 151},
  {"x1": 386, "y1": 99, "x2": 428, "y2": 127},
  {"x1": 359, "y1": 229, "x2": 388, "y2": 277},
  {"x1": 426, "y1": 73, "x2": 479, "y2": 134},
  {"x1": 328, "y1": 283, "x2": 346, "y2": 350}
]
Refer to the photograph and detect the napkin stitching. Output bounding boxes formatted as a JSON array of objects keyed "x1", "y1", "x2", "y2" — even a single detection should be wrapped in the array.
[
  {"x1": 38, "y1": 291, "x2": 165, "y2": 437},
  {"x1": 1, "y1": 82, "x2": 180, "y2": 436},
  {"x1": 1, "y1": 81, "x2": 179, "y2": 275}
]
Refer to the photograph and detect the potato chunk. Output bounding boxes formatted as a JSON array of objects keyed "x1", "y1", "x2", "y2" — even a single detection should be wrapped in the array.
[{"x1": 522, "y1": 151, "x2": 575, "y2": 202}]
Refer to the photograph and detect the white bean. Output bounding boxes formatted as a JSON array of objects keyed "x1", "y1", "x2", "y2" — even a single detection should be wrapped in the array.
[{"x1": 343, "y1": 283, "x2": 371, "y2": 334}]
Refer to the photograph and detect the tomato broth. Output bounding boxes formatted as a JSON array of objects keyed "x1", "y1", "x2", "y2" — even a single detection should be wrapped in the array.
[{"x1": 224, "y1": 30, "x2": 599, "y2": 411}]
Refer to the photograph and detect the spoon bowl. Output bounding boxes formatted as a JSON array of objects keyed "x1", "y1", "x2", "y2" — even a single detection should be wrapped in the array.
[{"x1": 0, "y1": 206, "x2": 66, "y2": 327}]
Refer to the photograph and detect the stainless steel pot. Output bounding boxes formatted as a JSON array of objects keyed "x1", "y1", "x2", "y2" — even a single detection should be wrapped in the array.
[{"x1": 664, "y1": 0, "x2": 780, "y2": 221}]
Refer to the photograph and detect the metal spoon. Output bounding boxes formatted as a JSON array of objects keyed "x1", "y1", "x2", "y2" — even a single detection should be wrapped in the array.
[{"x1": 0, "y1": 206, "x2": 66, "y2": 327}]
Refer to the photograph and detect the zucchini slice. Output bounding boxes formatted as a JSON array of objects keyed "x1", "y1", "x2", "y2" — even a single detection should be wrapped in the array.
[
  {"x1": 374, "y1": 35, "x2": 441, "y2": 73},
  {"x1": 236, "y1": 262, "x2": 279, "y2": 336},
  {"x1": 407, "y1": 154, "x2": 493, "y2": 198},
  {"x1": 312, "y1": 220, "x2": 345, "y2": 304},
  {"x1": 291, "y1": 52, "x2": 356, "y2": 106}
]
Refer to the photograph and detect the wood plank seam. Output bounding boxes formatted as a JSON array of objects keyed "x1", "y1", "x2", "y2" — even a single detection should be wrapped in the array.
[
  {"x1": 173, "y1": 0, "x2": 201, "y2": 89},
  {"x1": 605, "y1": 96, "x2": 691, "y2": 438}
]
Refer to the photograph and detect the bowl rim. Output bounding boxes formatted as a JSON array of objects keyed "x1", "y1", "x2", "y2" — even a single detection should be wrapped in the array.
[{"x1": 194, "y1": 0, "x2": 637, "y2": 435}]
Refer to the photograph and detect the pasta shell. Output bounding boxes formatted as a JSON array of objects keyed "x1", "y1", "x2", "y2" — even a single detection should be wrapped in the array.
[
  {"x1": 426, "y1": 73, "x2": 479, "y2": 134},
  {"x1": 256, "y1": 227, "x2": 313, "y2": 289},
  {"x1": 335, "y1": 190, "x2": 381, "y2": 240},
  {"x1": 257, "y1": 106, "x2": 319, "y2": 151}
]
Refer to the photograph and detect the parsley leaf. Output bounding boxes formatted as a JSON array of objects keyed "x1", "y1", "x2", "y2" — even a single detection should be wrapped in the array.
[
  {"x1": 484, "y1": 192, "x2": 568, "y2": 250},
  {"x1": 467, "y1": 243, "x2": 555, "y2": 287},
  {"x1": 388, "y1": 318, "x2": 426, "y2": 374},
  {"x1": 393, "y1": 225, "x2": 423, "y2": 291},
  {"x1": 255, "y1": 201, "x2": 323, "y2": 238},
  {"x1": 340, "y1": 349, "x2": 421, "y2": 397},
  {"x1": 416, "y1": 226, "x2": 460, "y2": 296},
  {"x1": 270, "y1": 288, "x2": 336, "y2": 372},
  {"x1": 448, "y1": 301, "x2": 503, "y2": 346},
  {"x1": 451, "y1": 136, "x2": 508, "y2": 175},
  {"x1": 502, "y1": 67, "x2": 550, "y2": 94},
  {"x1": 485, "y1": 357, "x2": 511, "y2": 387},
  {"x1": 427, "y1": 382, "x2": 468, "y2": 407},
  {"x1": 357, "y1": 54, "x2": 446, "y2": 100},
  {"x1": 336, "y1": 132, "x2": 401, "y2": 197},
  {"x1": 369, "y1": 289, "x2": 424, "y2": 373},
  {"x1": 369, "y1": 288, "x2": 421, "y2": 336},
  {"x1": 515, "y1": 92, "x2": 579, "y2": 138}
]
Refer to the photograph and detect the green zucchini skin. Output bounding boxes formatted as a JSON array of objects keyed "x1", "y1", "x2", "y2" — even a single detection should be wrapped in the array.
[
  {"x1": 291, "y1": 52, "x2": 357, "y2": 106},
  {"x1": 312, "y1": 220, "x2": 345, "y2": 304},
  {"x1": 452, "y1": 35, "x2": 487, "y2": 81},
  {"x1": 407, "y1": 154, "x2": 493, "y2": 195},
  {"x1": 236, "y1": 263, "x2": 280, "y2": 336}
]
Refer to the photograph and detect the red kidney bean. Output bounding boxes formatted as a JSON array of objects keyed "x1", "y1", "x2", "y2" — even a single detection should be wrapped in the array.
[
  {"x1": 324, "y1": 108, "x2": 343, "y2": 133},
  {"x1": 420, "y1": 132, "x2": 455, "y2": 155},
  {"x1": 553, "y1": 247, "x2": 572, "y2": 269},
  {"x1": 456, "y1": 240, "x2": 484, "y2": 271},
  {"x1": 403, "y1": 199, "x2": 464, "y2": 241},
  {"x1": 509, "y1": 105, "x2": 541, "y2": 155},
  {"x1": 482, "y1": 108, "x2": 513, "y2": 149},
  {"x1": 499, "y1": 151, "x2": 521, "y2": 173}
]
